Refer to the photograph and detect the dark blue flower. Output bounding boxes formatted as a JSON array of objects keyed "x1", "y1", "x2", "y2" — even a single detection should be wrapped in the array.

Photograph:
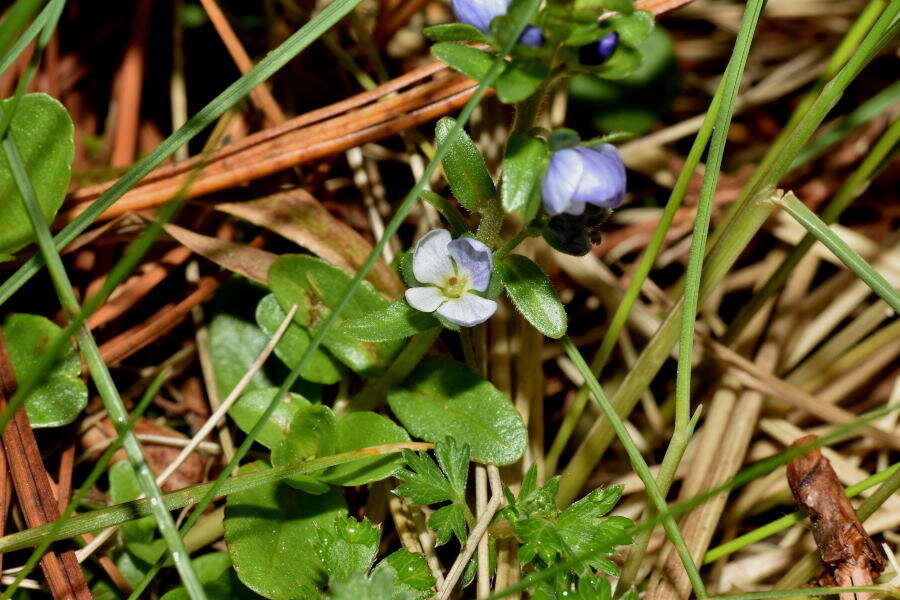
[
  {"x1": 451, "y1": 0, "x2": 543, "y2": 45},
  {"x1": 579, "y1": 32, "x2": 619, "y2": 66},
  {"x1": 541, "y1": 144, "x2": 626, "y2": 216}
]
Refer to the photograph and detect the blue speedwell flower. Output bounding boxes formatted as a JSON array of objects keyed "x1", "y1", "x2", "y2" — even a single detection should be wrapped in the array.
[
  {"x1": 579, "y1": 32, "x2": 619, "y2": 66},
  {"x1": 452, "y1": 0, "x2": 543, "y2": 46},
  {"x1": 541, "y1": 143, "x2": 626, "y2": 216},
  {"x1": 405, "y1": 229, "x2": 497, "y2": 327}
]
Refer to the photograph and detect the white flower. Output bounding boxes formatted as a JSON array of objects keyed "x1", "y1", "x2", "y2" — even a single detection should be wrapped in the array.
[{"x1": 405, "y1": 229, "x2": 497, "y2": 327}]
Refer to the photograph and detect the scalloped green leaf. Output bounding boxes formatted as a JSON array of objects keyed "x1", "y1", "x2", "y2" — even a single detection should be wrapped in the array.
[
  {"x1": 225, "y1": 463, "x2": 347, "y2": 600},
  {"x1": 256, "y1": 293, "x2": 342, "y2": 384},
  {"x1": 497, "y1": 254, "x2": 567, "y2": 338},
  {"x1": 0, "y1": 94, "x2": 74, "y2": 255},
  {"x1": 388, "y1": 358, "x2": 526, "y2": 465},
  {"x1": 2, "y1": 313, "x2": 87, "y2": 428},
  {"x1": 268, "y1": 255, "x2": 403, "y2": 376},
  {"x1": 321, "y1": 411, "x2": 411, "y2": 486}
]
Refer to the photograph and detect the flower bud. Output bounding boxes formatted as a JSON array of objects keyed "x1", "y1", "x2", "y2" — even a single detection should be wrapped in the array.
[
  {"x1": 541, "y1": 143, "x2": 626, "y2": 216},
  {"x1": 578, "y1": 32, "x2": 619, "y2": 66},
  {"x1": 451, "y1": 0, "x2": 543, "y2": 46}
]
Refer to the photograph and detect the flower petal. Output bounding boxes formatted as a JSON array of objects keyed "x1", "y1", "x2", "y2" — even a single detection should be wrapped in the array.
[
  {"x1": 572, "y1": 144, "x2": 626, "y2": 209},
  {"x1": 412, "y1": 228, "x2": 454, "y2": 285},
  {"x1": 451, "y1": 0, "x2": 509, "y2": 33},
  {"x1": 405, "y1": 286, "x2": 445, "y2": 313},
  {"x1": 448, "y1": 237, "x2": 493, "y2": 292},
  {"x1": 518, "y1": 25, "x2": 544, "y2": 47},
  {"x1": 541, "y1": 148, "x2": 584, "y2": 216},
  {"x1": 436, "y1": 293, "x2": 497, "y2": 327}
]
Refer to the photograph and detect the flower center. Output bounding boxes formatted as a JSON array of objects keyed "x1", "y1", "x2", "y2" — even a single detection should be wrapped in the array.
[{"x1": 441, "y1": 274, "x2": 469, "y2": 299}]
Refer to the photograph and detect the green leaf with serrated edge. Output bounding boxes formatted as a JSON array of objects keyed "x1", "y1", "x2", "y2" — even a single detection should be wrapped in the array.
[
  {"x1": 271, "y1": 404, "x2": 337, "y2": 493},
  {"x1": 316, "y1": 516, "x2": 380, "y2": 582},
  {"x1": 256, "y1": 294, "x2": 342, "y2": 384},
  {"x1": 268, "y1": 255, "x2": 403, "y2": 376},
  {"x1": 431, "y1": 42, "x2": 493, "y2": 84},
  {"x1": 428, "y1": 503, "x2": 468, "y2": 546},
  {"x1": 325, "y1": 568, "x2": 415, "y2": 600},
  {"x1": 498, "y1": 255, "x2": 567, "y2": 338},
  {"x1": 514, "y1": 517, "x2": 567, "y2": 564},
  {"x1": 109, "y1": 462, "x2": 155, "y2": 544},
  {"x1": 423, "y1": 23, "x2": 490, "y2": 43},
  {"x1": 160, "y1": 552, "x2": 263, "y2": 600},
  {"x1": 321, "y1": 411, "x2": 410, "y2": 486},
  {"x1": 0, "y1": 94, "x2": 73, "y2": 255},
  {"x1": 388, "y1": 358, "x2": 526, "y2": 465},
  {"x1": 433, "y1": 436, "x2": 470, "y2": 497},
  {"x1": 394, "y1": 450, "x2": 459, "y2": 506},
  {"x1": 343, "y1": 299, "x2": 440, "y2": 342},
  {"x1": 229, "y1": 387, "x2": 310, "y2": 450},
  {"x1": 2, "y1": 313, "x2": 87, "y2": 428},
  {"x1": 609, "y1": 11, "x2": 653, "y2": 47},
  {"x1": 495, "y1": 58, "x2": 549, "y2": 104},
  {"x1": 557, "y1": 487, "x2": 632, "y2": 572},
  {"x1": 434, "y1": 117, "x2": 496, "y2": 213},
  {"x1": 501, "y1": 132, "x2": 549, "y2": 213},
  {"x1": 225, "y1": 462, "x2": 347, "y2": 600},
  {"x1": 376, "y1": 550, "x2": 435, "y2": 600}
]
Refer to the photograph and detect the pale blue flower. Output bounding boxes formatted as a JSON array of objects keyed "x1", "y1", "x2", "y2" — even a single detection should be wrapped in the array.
[
  {"x1": 451, "y1": 0, "x2": 543, "y2": 46},
  {"x1": 541, "y1": 144, "x2": 626, "y2": 216},
  {"x1": 405, "y1": 229, "x2": 497, "y2": 327}
]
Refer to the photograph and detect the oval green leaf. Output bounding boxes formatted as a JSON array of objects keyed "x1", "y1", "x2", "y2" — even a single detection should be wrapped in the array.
[
  {"x1": 343, "y1": 299, "x2": 440, "y2": 342},
  {"x1": 498, "y1": 255, "x2": 567, "y2": 338},
  {"x1": 430, "y1": 42, "x2": 493, "y2": 84},
  {"x1": 256, "y1": 294, "x2": 342, "y2": 384},
  {"x1": 434, "y1": 117, "x2": 496, "y2": 214},
  {"x1": 271, "y1": 404, "x2": 337, "y2": 493},
  {"x1": 0, "y1": 94, "x2": 74, "y2": 255},
  {"x1": 321, "y1": 411, "x2": 411, "y2": 486},
  {"x1": 495, "y1": 58, "x2": 549, "y2": 104},
  {"x1": 268, "y1": 255, "x2": 403, "y2": 376},
  {"x1": 2, "y1": 313, "x2": 87, "y2": 428},
  {"x1": 388, "y1": 357, "x2": 526, "y2": 465},
  {"x1": 423, "y1": 23, "x2": 490, "y2": 43},
  {"x1": 229, "y1": 387, "x2": 310, "y2": 450},
  {"x1": 501, "y1": 132, "x2": 549, "y2": 213},
  {"x1": 225, "y1": 463, "x2": 347, "y2": 600}
]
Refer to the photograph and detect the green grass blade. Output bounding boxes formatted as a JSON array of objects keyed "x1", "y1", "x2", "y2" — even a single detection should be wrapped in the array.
[
  {"x1": 775, "y1": 192, "x2": 900, "y2": 313},
  {"x1": 0, "y1": 0, "x2": 52, "y2": 76},
  {"x1": 562, "y1": 336, "x2": 707, "y2": 598},
  {"x1": 723, "y1": 115, "x2": 900, "y2": 343},
  {"x1": 0, "y1": 0, "x2": 44, "y2": 60},
  {"x1": 0, "y1": 0, "x2": 366, "y2": 308},
  {"x1": 2, "y1": 116, "x2": 209, "y2": 600},
  {"x1": 0, "y1": 368, "x2": 168, "y2": 598},
  {"x1": 558, "y1": 1, "x2": 900, "y2": 506},
  {"x1": 703, "y1": 461, "x2": 899, "y2": 564},
  {"x1": 0, "y1": 443, "x2": 426, "y2": 554}
]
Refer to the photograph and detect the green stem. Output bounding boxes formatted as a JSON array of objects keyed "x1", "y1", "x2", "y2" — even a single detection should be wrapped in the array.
[
  {"x1": 0, "y1": 444, "x2": 424, "y2": 554},
  {"x1": 0, "y1": 0, "x2": 52, "y2": 77},
  {"x1": 723, "y1": 115, "x2": 900, "y2": 344},
  {"x1": 703, "y1": 462, "x2": 899, "y2": 564},
  {"x1": 0, "y1": 0, "x2": 43, "y2": 60},
  {"x1": 561, "y1": 337, "x2": 708, "y2": 599},
  {"x1": 776, "y1": 192, "x2": 900, "y2": 313},
  {"x1": 494, "y1": 228, "x2": 535, "y2": 260},
  {"x1": 557, "y1": 2, "x2": 900, "y2": 507},
  {"x1": 2, "y1": 118, "x2": 206, "y2": 599}
]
